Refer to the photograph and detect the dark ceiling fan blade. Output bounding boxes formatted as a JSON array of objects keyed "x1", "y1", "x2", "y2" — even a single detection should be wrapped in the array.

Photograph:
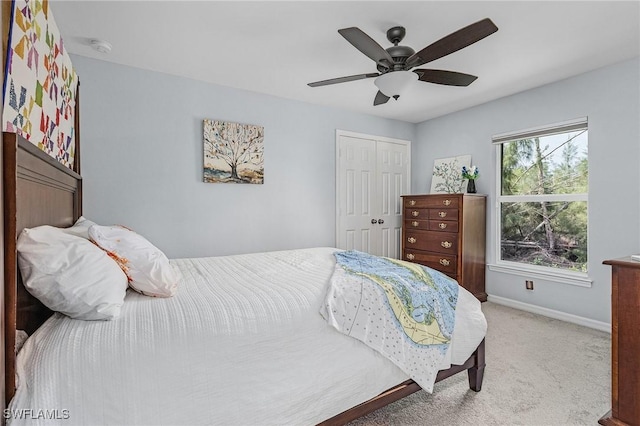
[
  {"x1": 414, "y1": 69, "x2": 478, "y2": 86},
  {"x1": 373, "y1": 91, "x2": 390, "y2": 106},
  {"x1": 308, "y1": 73, "x2": 379, "y2": 87},
  {"x1": 406, "y1": 18, "x2": 498, "y2": 68},
  {"x1": 338, "y1": 27, "x2": 394, "y2": 68}
]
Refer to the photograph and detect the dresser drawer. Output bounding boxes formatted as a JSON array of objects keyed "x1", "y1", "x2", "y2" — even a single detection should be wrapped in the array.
[
  {"x1": 404, "y1": 252, "x2": 457, "y2": 275},
  {"x1": 428, "y1": 208, "x2": 458, "y2": 221},
  {"x1": 404, "y1": 195, "x2": 460, "y2": 209},
  {"x1": 405, "y1": 207, "x2": 459, "y2": 222},
  {"x1": 405, "y1": 219, "x2": 429, "y2": 230},
  {"x1": 404, "y1": 208, "x2": 429, "y2": 219},
  {"x1": 404, "y1": 230, "x2": 458, "y2": 253},
  {"x1": 428, "y1": 220, "x2": 459, "y2": 232}
]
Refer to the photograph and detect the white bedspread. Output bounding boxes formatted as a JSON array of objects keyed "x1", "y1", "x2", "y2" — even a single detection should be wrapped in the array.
[{"x1": 9, "y1": 247, "x2": 486, "y2": 425}]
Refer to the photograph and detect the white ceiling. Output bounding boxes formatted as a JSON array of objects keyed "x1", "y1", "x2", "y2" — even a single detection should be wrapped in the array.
[{"x1": 51, "y1": 1, "x2": 640, "y2": 123}]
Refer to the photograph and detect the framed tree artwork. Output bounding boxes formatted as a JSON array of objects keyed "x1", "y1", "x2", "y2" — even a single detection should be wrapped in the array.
[
  {"x1": 430, "y1": 154, "x2": 471, "y2": 194},
  {"x1": 203, "y1": 119, "x2": 264, "y2": 184}
]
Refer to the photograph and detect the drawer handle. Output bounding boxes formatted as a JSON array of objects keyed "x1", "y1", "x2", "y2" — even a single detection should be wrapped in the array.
[
  {"x1": 408, "y1": 200, "x2": 416, "y2": 206},
  {"x1": 411, "y1": 221, "x2": 419, "y2": 227},
  {"x1": 438, "y1": 211, "x2": 447, "y2": 218},
  {"x1": 439, "y1": 258, "x2": 450, "y2": 266},
  {"x1": 443, "y1": 199, "x2": 451, "y2": 206},
  {"x1": 406, "y1": 253, "x2": 415, "y2": 261},
  {"x1": 439, "y1": 223, "x2": 447, "y2": 229},
  {"x1": 411, "y1": 211, "x2": 420, "y2": 217},
  {"x1": 407, "y1": 237, "x2": 417, "y2": 244},
  {"x1": 441, "y1": 241, "x2": 452, "y2": 248}
]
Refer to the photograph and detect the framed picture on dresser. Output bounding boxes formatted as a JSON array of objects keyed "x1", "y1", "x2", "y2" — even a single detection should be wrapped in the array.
[{"x1": 430, "y1": 155, "x2": 471, "y2": 194}]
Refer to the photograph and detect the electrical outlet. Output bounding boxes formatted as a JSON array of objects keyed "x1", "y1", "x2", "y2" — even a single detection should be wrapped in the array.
[{"x1": 525, "y1": 280, "x2": 534, "y2": 290}]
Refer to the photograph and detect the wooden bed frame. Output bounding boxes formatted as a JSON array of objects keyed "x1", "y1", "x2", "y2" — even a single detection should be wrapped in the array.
[
  {"x1": 3, "y1": 132, "x2": 82, "y2": 402},
  {"x1": 2, "y1": 131, "x2": 485, "y2": 424},
  {"x1": 321, "y1": 339, "x2": 485, "y2": 425}
]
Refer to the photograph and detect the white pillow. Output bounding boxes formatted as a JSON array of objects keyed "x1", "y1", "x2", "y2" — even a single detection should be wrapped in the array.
[
  {"x1": 62, "y1": 216, "x2": 97, "y2": 239},
  {"x1": 17, "y1": 226, "x2": 128, "y2": 320},
  {"x1": 88, "y1": 225, "x2": 179, "y2": 298}
]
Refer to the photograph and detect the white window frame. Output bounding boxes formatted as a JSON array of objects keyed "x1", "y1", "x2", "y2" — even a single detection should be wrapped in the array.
[{"x1": 488, "y1": 117, "x2": 592, "y2": 288}]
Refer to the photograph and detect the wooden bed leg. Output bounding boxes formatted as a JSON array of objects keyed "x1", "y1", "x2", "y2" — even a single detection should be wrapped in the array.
[{"x1": 467, "y1": 338, "x2": 485, "y2": 392}]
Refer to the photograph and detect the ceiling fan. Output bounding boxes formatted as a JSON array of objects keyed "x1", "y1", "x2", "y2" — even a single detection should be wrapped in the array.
[{"x1": 308, "y1": 18, "x2": 498, "y2": 106}]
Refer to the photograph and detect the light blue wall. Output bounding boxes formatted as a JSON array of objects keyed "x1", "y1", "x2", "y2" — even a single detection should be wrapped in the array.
[
  {"x1": 414, "y1": 58, "x2": 640, "y2": 324},
  {"x1": 71, "y1": 56, "x2": 415, "y2": 259}
]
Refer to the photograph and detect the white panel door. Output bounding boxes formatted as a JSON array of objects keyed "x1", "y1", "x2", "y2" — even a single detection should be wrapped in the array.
[
  {"x1": 376, "y1": 140, "x2": 409, "y2": 258},
  {"x1": 336, "y1": 131, "x2": 410, "y2": 257},
  {"x1": 336, "y1": 135, "x2": 377, "y2": 252}
]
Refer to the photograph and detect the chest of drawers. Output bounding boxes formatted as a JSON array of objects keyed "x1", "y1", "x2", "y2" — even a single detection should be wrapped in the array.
[
  {"x1": 401, "y1": 194, "x2": 487, "y2": 301},
  {"x1": 599, "y1": 258, "x2": 640, "y2": 426}
]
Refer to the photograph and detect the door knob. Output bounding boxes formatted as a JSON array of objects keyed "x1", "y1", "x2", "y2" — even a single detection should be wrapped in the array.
[
  {"x1": 378, "y1": 219, "x2": 384, "y2": 224},
  {"x1": 371, "y1": 219, "x2": 378, "y2": 224}
]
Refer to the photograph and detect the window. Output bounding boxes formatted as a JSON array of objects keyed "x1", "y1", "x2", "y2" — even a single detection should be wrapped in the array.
[{"x1": 493, "y1": 118, "x2": 588, "y2": 280}]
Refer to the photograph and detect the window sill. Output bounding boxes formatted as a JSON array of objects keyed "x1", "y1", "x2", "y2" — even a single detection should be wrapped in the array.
[{"x1": 487, "y1": 263, "x2": 592, "y2": 288}]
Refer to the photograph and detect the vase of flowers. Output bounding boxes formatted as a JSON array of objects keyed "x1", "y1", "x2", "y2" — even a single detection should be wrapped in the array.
[{"x1": 462, "y1": 165, "x2": 479, "y2": 193}]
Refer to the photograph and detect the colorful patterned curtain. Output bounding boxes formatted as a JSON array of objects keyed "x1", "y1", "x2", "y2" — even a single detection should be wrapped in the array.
[{"x1": 2, "y1": 0, "x2": 78, "y2": 169}]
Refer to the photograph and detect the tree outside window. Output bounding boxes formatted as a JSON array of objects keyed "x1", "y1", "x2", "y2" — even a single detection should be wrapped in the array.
[{"x1": 497, "y1": 124, "x2": 588, "y2": 273}]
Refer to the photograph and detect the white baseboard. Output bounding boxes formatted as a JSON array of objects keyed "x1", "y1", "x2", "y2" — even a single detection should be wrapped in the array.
[{"x1": 487, "y1": 295, "x2": 611, "y2": 333}]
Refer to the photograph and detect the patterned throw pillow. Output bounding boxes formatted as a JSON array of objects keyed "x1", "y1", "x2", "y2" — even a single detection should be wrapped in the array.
[{"x1": 89, "y1": 225, "x2": 180, "y2": 298}]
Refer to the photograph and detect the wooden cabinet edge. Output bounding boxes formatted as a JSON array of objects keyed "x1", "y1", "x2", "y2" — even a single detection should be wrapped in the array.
[
  {"x1": 599, "y1": 410, "x2": 631, "y2": 426},
  {"x1": 603, "y1": 257, "x2": 640, "y2": 268},
  {"x1": 475, "y1": 292, "x2": 488, "y2": 302},
  {"x1": 600, "y1": 258, "x2": 640, "y2": 426}
]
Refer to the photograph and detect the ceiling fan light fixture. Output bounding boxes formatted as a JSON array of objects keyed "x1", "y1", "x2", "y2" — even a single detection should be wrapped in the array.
[{"x1": 374, "y1": 71, "x2": 417, "y2": 98}]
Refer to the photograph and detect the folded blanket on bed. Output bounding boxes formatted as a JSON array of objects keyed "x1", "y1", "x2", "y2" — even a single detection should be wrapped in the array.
[{"x1": 321, "y1": 250, "x2": 459, "y2": 392}]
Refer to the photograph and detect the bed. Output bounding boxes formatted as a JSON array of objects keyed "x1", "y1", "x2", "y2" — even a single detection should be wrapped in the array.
[{"x1": 3, "y1": 131, "x2": 487, "y2": 425}]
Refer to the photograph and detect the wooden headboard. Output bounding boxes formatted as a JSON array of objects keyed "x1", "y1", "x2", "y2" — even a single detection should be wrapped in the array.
[{"x1": 3, "y1": 132, "x2": 82, "y2": 401}]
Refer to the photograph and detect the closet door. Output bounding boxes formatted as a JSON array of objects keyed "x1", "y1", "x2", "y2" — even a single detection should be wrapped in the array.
[
  {"x1": 376, "y1": 140, "x2": 409, "y2": 258},
  {"x1": 336, "y1": 134, "x2": 377, "y2": 253},
  {"x1": 336, "y1": 131, "x2": 410, "y2": 257}
]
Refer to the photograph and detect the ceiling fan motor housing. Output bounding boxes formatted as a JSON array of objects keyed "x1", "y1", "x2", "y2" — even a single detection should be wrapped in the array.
[
  {"x1": 379, "y1": 26, "x2": 416, "y2": 72},
  {"x1": 387, "y1": 45, "x2": 415, "y2": 70}
]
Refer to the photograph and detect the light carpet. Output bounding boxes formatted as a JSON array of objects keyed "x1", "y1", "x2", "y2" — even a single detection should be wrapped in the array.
[{"x1": 349, "y1": 301, "x2": 611, "y2": 426}]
